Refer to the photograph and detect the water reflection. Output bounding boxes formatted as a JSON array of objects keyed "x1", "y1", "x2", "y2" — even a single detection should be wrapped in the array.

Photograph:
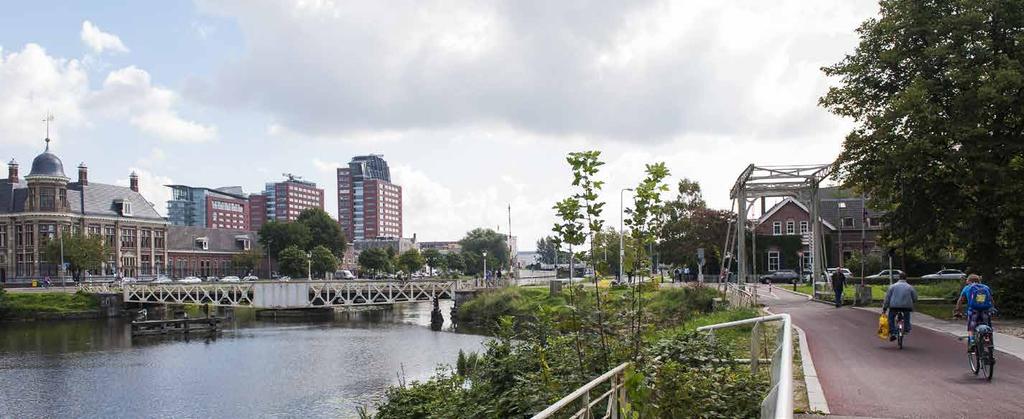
[{"x1": 0, "y1": 301, "x2": 485, "y2": 418}]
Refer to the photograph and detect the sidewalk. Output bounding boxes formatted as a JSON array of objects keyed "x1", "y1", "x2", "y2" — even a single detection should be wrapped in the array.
[{"x1": 853, "y1": 306, "x2": 1024, "y2": 362}]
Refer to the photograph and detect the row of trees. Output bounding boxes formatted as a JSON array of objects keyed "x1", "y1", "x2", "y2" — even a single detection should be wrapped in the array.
[
  {"x1": 355, "y1": 228, "x2": 512, "y2": 278},
  {"x1": 257, "y1": 208, "x2": 347, "y2": 278}
]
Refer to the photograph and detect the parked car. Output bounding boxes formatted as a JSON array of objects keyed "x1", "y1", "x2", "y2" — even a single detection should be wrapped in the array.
[
  {"x1": 279, "y1": 276, "x2": 291, "y2": 281},
  {"x1": 826, "y1": 268, "x2": 853, "y2": 280},
  {"x1": 221, "y1": 276, "x2": 241, "y2": 283},
  {"x1": 333, "y1": 270, "x2": 356, "y2": 280},
  {"x1": 206, "y1": 276, "x2": 219, "y2": 282},
  {"x1": 242, "y1": 275, "x2": 259, "y2": 281},
  {"x1": 866, "y1": 269, "x2": 907, "y2": 280},
  {"x1": 121, "y1": 277, "x2": 138, "y2": 284},
  {"x1": 179, "y1": 276, "x2": 202, "y2": 284},
  {"x1": 153, "y1": 276, "x2": 172, "y2": 284},
  {"x1": 922, "y1": 269, "x2": 966, "y2": 281},
  {"x1": 760, "y1": 270, "x2": 800, "y2": 284}
]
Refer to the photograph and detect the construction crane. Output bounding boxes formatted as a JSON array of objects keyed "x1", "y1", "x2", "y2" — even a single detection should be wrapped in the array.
[{"x1": 282, "y1": 173, "x2": 303, "y2": 182}]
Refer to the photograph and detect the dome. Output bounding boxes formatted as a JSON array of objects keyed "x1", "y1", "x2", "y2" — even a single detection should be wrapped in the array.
[{"x1": 28, "y1": 138, "x2": 67, "y2": 178}]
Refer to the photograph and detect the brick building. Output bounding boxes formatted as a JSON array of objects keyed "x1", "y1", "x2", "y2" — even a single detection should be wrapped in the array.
[
  {"x1": 249, "y1": 175, "x2": 324, "y2": 227},
  {"x1": 167, "y1": 185, "x2": 251, "y2": 231},
  {"x1": 166, "y1": 226, "x2": 260, "y2": 278},
  {"x1": 0, "y1": 139, "x2": 169, "y2": 283},
  {"x1": 337, "y1": 155, "x2": 402, "y2": 241},
  {"x1": 248, "y1": 193, "x2": 268, "y2": 231}
]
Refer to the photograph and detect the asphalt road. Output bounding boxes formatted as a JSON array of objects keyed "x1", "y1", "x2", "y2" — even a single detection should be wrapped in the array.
[{"x1": 755, "y1": 285, "x2": 1024, "y2": 419}]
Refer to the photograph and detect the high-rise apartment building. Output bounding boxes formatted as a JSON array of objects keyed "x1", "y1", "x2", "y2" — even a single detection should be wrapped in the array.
[
  {"x1": 167, "y1": 185, "x2": 251, "y2": 231},
  {"x1": 248, "y1": 193, "x2": 268, "y2": 231},
  {"x1": 337, "y1": 155, "x2": 402, "y2": 241},
  {"x1": 249, "y1": 174, "x2": 325, "y2": 227}
]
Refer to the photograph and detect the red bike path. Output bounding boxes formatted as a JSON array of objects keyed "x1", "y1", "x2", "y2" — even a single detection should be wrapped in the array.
[{"x1": 756, "y1": 285, "x2": 1024, "y2": 418}]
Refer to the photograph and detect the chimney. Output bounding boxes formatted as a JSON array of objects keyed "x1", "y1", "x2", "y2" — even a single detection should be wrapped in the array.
[
  {"x1": 7, "y1": 159, "x2": 17, "y2": 183},
  {"x1": 78, "y1": 163, "x2": 88, "y2": 186},
  {"x1": 129, "y1": 171, "x2": 139, "y2": 192}
]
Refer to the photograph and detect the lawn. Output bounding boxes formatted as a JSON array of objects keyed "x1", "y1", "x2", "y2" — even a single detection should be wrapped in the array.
[
  {"x1": 2, "y1": 292, "x2": 100, "y2": 314},
  {"x1": 792, "y1": 280, "x2": 963, "y2": 302}
]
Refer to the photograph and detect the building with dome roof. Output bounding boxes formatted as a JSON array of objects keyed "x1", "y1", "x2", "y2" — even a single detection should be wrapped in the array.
[{"x1": 0, "y1": 138, "x2": 170, "y2": 284}]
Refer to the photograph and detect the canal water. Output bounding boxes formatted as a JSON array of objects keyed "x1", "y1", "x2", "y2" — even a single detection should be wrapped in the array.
[{"x1": 0, "y1": 301, "x2": 486, "y2": 418}]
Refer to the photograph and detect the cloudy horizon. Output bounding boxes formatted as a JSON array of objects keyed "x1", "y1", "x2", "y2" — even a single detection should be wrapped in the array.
[{"x1": 0, "y1": 0, "x2": 878, "y2": 249}]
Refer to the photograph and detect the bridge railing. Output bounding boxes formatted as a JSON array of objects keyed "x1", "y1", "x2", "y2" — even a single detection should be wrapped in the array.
[
  {"x1": 530, "y1": 362, "x2": 630, "y2": 419},
  {"x1": 697, "y1": 314, "x2": 793, "y2": 419}
]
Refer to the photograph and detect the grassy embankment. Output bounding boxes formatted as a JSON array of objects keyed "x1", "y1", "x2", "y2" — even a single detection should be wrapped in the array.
[
  {"x1": 0, "y1": 291, "x2": 100, "y2": 318},
  {"x1": 792, "y1": 280, "x2": 963, "y2": 319},
  {"x1": 370, "y1": 284, "x2": 772, "y2": 418}
]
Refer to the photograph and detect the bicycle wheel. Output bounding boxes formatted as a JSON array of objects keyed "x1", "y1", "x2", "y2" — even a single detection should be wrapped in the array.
[
  {"x1": 984, "y1": 344, "x2": 995, "y2": 381},
  {"x1": 897, "y1": 323, "x2": 904, "y2": 350},
  {"x1": 968, "y1": 343, "x2": 980, "y2": 375}
]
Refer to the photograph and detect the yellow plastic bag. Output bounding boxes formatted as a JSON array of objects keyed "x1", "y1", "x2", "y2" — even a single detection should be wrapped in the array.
[{"x1": 877, "y1": 315, "x2": 889, "y2": 341}]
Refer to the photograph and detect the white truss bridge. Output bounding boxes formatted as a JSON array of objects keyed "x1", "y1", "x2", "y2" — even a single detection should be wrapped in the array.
[{"x1": 79, "y1": 280, "x2": 487, "y2": 309}]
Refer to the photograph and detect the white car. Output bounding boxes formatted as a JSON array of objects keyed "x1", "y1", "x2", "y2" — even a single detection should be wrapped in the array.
[
  {"x1": 221, "y1": 276, "x2": 241, "y2": 283},
  {"x1": 153, "y1": 276, "x2": 172, "y2": 284},
  {"x1": 333, "y1": 270, "x2": 356, "y2": 280},
  {"x1": 866, "y1": 269, "x2": 906, "y2": 280},
  {"x1": 826, "y1": 268, "x2": 853, "y2": 279},
  {"x1": 242, "y1": 275, "x2": 259, "y2": 281},
  {"x1": 121, "y1": 277, "x2": 138, "y2": 284},
  {"x1": 922, "y1": 269, "x2": 966, "y2": 281},
  {"x1": 206, "y1": 276, "x2": 219, "y2": 282},
  {"x1": 279, "y1": 276, "x2": 291, "y2": 281},
  {"x1": 179, "y1": 276, "x2": 202, "y2": 284}
]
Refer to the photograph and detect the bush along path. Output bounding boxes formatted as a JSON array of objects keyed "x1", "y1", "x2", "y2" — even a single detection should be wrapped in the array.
[{"x1": 367, "y1": 285, "x2": 767, "y2": 418}]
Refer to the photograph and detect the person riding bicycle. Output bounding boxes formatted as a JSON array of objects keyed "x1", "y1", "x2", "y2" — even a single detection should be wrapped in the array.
[
  {"x1": 882, "y1": 277, "x2": 918, "y2": 341},
  {"x1": 955, "y1": 274, "x2": 996, "y2": 350}
]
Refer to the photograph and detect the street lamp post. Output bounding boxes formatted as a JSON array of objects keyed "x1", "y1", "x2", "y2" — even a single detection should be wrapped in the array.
[
  {"x1": 620, "y1": 188, "x2": 633, "y2": 283},
  {"x1": 306, "y1": 251, "x2": 312, "y2": 280},
  {"x1": 59, "y1": 225, "x2": 66, "y2": 288},
  {"x1": 482, "y1": 250, "x2": 488, "y2": 286}
]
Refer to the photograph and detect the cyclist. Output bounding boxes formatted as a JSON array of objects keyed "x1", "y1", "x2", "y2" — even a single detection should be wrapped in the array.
[
  {"x1": 954, "y1": 274, "x2": 996, "y2": 351},
  {"x1": 882, "y1": 277, "x2": 918, "y2": 341}
]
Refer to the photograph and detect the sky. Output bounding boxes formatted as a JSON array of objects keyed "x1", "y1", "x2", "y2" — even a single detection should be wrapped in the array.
[{"x1": 0, "y1": 0, "x2": 879, "y2": 250}]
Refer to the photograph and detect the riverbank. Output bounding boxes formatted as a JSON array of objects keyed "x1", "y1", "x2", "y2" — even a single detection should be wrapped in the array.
[
  {"x1": 0, "y1": 290, "x2": 112, "y2": 321},
  {"x1": 370, "y1": 283, "x2": 767, "y2": 418}
]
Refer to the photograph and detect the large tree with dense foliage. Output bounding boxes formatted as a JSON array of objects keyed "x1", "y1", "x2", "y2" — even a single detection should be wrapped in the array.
[
  {"x1": 42, "y1": 233, "x2": 108, "y2": 280},
  {"x1": 277, "y1": 245, "x2": 309, "y2": 277},
  {"x1": 535, "y1": 236, "x2": 571, "y2": 265},
  {"x1": 421, "y1": 249, "x2": 445, "y2": 275},
  {"x1": 397, "y1": 249, "x2": 426, "y2": 275},
  {"x1": 231, "y1": 249, "x2": 263, "y2": 274},
  {"x1": 358, "y1": 247, "x2": 392, "y2": 277},
  {"x1": 820, "y1": 0, "x2": 1024, "y2": 277},
  {"x1": 459, "y1": 228, "x2": 509, "y2": 271},
  {"x1": 658, "y1": 179, "x2": 731, "y2": 272},
  {"x1": 296, "y1": 208, "x2": 347, "y2": 256},
  {"x1": 309, "y1": 245, "x2": 338, "y2": 278},
  {"x1": 258, "y1": 221, "x2": 311, "y2": 258}
]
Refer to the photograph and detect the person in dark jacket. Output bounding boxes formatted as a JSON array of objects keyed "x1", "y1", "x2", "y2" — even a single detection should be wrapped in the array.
[{"x1": 832, "y1": 269, "x2": 846, "y2": 308}]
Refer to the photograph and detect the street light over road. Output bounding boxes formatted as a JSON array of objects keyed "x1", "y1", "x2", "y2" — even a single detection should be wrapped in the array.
[{"x1": 620, "y1": 188, "x2": 633, "y2": 283}]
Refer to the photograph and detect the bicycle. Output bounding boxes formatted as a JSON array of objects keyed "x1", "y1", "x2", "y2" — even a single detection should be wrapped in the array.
[
  {"x1": 956, "y1": 312, "x2": 995, "y2": 381},
  {"x1": 892, "y1": 310, "x2": 906, "y2": 349}
]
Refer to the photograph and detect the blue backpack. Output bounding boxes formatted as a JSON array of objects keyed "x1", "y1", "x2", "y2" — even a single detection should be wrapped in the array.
[{"x1": 967, "y1": 284, "x2": 994, "y2": 311}]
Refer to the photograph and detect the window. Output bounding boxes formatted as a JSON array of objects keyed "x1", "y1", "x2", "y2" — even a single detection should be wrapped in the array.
[
  {"x1": 842, "y1": 217, "x2": 855, "y2": 228},
  {"x1": 154, "y1": 230, "x2": 165, "y2": 248},
  {"x1": 0, "y1": 225, "x2": 6, "y2": 247},
  {"x1": 121, "y1": 228, "x2": 136, "y2": 248},
  {"x1": 196, "y1": 238, "x2": 209, "y2": 250},
  {"x1": 786, "y1": 220, "x2": 795, "y2": 235},
  {"x1": 39, "y1": 224, "x2": 56, "y2": 244},
  {"x1": 772, "y1": 222, "x2": 782, "y2": 235},
  {"x1": 104, "y1": 226, "x2": 116, "y2": 247},
  {"x1": 868, "y1": 217, "x2": 881, "y2": 227},
  {"x1": 799, "y1": 221, "x2": 809, "y2": 234},
  {"x1": 141, "y1": 230, "x2": 152, "y2": 247},
  {"x1": 15, "y1": 225, "x2": 24, "y2": 246},
  {"x1": 768, "y1": 251, "x2": 780, "y2": 271},
  {"x1": 116, "y1": 200, "x2": 132, "y2": 216},
  {"x1": 39, "y1": 188, "x2": 56, "y2": 211},
  {"x1": 88, "y1": 225, "x2": 101, "y2": 236}
]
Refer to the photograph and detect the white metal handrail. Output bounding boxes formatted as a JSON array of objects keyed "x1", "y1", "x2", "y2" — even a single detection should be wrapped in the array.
[
  {"x1": 531, "y1": 362, "x2": 630, "y2": 419},
  {"x1": 697, "y1": 313, "x2": 793, "y2": 419}
]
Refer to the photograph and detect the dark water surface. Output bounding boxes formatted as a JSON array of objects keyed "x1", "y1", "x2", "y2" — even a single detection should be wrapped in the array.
[{"x1": 0, "y1": 301, "x2": 485, "y2": 418}]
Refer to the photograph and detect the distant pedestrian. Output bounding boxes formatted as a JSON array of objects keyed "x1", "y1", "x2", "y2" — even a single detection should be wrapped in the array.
[{"x1": 832, "y1": 269, "x2": 846, "y2": 308}]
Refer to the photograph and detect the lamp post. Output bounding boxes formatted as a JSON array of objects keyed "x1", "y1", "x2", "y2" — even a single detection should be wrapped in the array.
[
  {"x1": 59, "y1": 225, "x2": 66, "y2": 288},
  {"x1": 306, "y1": 251, "x2": 312, "y2": 280},
  {"x1": 482, "y1": 250, "x2": 488, "y2": 286},
  {"x1": 620, "y1": 188, "x2": 633, "y2": 283}
]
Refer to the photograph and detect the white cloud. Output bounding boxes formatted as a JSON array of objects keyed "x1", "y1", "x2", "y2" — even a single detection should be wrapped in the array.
[
  {"x1": 80, "y1": 21, "x2": 129, "y2": 54},
  {"x1": 89, "y1": 66, "x2": 217, "y2": 142},
  {"x1": 117, "y1": 168, "x2": 174, "y2": 217},
  {"x1": 0, "y1": 44, "x2": 216, "y2": 145},
  {"x1": 312, "y1": 158, "x2": 341, "y2": 173},
  {"x1": 0, "y1": 44, "x2": 90, "y2": 145},
  {"x1": 194, "y1": 0, "x2": 876, "y2": 142}
]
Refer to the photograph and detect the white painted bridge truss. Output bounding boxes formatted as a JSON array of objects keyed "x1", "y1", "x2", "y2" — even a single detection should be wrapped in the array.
[{"x1": 80, "y1": 280, "x2": 471, "y2": 309}]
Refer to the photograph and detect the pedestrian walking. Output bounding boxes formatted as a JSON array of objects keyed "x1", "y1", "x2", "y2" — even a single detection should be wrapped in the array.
[{"x1": 832, "y1": 269, "x2": 846, "y2": 308}]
